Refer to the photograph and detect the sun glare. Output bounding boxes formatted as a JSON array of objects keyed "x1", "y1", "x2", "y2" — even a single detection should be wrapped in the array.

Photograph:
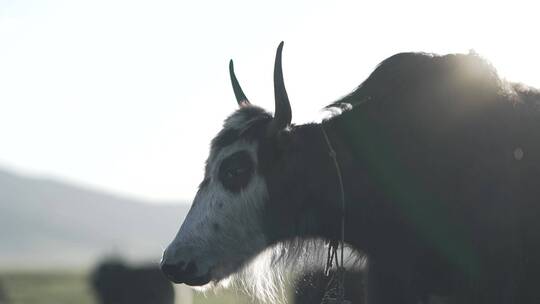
[{"x1": 0, "y1": 0, "x2": 538, "y2": 201}]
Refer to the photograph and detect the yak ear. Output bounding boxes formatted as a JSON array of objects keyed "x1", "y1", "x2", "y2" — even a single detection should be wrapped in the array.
[
  {"x1": 267, "y1": 42, "x2": 292, "y2": 137},
  {"x1": 229, "y1": 60, "x2": 251, "y2": 108}
]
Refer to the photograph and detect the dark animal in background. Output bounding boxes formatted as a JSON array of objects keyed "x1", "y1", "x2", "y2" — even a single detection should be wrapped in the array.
[
  {"x1": 92, "y1": 260, "x2": 174, "y2": 304},
  {"x1": 0, "y1": 280, "x2": 9, "y2": 304},
  {"x1": 294, "y1": 269, "x2": 365, "y2": 304},
  {"x1": 161, "y1": 42, "x2": 540, "y2": 304}
]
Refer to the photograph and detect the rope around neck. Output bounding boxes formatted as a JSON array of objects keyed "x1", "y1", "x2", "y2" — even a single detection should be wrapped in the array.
[{"x1": 320, "y1": 123, "x2": 349, "y2": 304}]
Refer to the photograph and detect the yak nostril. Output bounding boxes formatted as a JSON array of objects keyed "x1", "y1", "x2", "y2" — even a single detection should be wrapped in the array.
[
  {"x1": 160, "y1": 260, "x2": 201, "y2": 284},
  {"x1": 161, "y1": 261, "x2": 185, "y2": 278},
  {"x1": 161, "y1": 260, "x2": 210, "y2": 286},
  {"x1": 184, "y1": 261, "x2": 198, "y2": 276}
]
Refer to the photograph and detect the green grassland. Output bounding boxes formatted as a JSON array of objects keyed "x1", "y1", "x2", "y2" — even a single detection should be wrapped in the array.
[{"x1": 0, "y1": 270, "x2": 254, "y2": 304}]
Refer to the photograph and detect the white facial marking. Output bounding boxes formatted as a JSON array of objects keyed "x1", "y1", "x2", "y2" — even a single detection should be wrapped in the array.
[{"x1": 164, "y1": 139, "x2": 269, "y2": 282}]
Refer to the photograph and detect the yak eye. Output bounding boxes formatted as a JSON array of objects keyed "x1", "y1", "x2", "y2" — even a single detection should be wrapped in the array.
[
  {"x1": 226, "y1": 167, "x2": 247, "y2": 178},
  {"x1": 218, "y1": 151, "x2": 254, "y2": 193}
]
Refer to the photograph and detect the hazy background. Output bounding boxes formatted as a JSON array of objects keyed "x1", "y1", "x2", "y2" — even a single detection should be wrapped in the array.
[
  {"x1": 1, "y1": 0, "x2": 539, "y2": 202},
  {"x1": 1, "y1": 0, "x2": 539, "y2": 303}
]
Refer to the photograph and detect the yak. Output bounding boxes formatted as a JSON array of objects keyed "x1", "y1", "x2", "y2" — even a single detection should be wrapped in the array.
[{"x1": 161, "y1": 42, "x2": 540, "y2": 304}]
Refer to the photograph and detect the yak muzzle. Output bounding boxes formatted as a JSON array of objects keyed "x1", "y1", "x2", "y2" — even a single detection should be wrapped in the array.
[{"x1": 160, "y1": 259, "x2": 211, "y2": 286}]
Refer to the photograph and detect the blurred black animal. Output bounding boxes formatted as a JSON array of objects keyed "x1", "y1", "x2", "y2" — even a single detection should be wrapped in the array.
[
  {"x1": 162, "y1": 44, "x2": 540, "y2": 304},
  {"x1": 92, "y1": 260, "x2": 174, "y2": 304},
  {"x1": 294, "y1": 270, "x2": 365, "y2": 304},
  {"x1": 0, "y1": 279, "x2": 9, "y2": 304}
]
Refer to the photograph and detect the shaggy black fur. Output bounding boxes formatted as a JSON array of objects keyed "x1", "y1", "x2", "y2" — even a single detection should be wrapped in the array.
[{"x1": 255, "y1": 52, "x2": 540, "y2": 303}]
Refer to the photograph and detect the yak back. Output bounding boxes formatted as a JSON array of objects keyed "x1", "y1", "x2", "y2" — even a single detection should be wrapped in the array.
[{"x1": 329, "y1": 52, "x2": 540, "y2": 284}]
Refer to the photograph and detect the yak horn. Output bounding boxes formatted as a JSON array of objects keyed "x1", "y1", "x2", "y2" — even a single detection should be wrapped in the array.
[
  {"x1": 268, "y1": 41, "x2": 292, "y2": 135},
  {"x1": 229, "y1": 60, "x2": 251, "y2": 107}
]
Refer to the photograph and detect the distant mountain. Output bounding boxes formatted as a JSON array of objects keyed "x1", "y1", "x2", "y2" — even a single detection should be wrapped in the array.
[{"x1": 0, "y1": 168, "x2": 190, "y2": 269}]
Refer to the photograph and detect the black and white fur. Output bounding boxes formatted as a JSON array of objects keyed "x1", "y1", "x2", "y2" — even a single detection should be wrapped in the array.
[{"x1": 162, "y1": 43, "x2": 540, "y2": 304}]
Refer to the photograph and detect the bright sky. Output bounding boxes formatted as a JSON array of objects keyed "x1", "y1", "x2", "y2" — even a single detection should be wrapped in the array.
[{"x1": 1, "y1": 0, "x2": 539, "y2": 203}]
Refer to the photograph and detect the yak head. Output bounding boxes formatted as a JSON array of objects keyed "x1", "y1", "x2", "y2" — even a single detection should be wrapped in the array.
[{"x1": 161, "y1": 42, "x2": 297, "y2": 288}]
